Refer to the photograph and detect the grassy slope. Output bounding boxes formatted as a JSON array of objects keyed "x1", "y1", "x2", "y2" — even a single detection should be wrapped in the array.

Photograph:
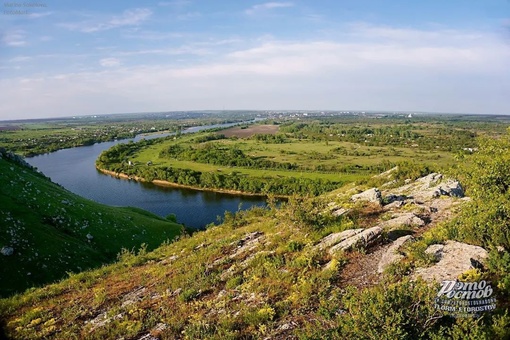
[{"x1": 0, "y1": 152, "x2": 184, "y2": 297}]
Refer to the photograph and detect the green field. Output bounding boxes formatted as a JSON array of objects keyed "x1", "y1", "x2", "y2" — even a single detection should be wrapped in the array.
[{"x1": 121, "y1": 127, "x2": 453, "y2": 181}]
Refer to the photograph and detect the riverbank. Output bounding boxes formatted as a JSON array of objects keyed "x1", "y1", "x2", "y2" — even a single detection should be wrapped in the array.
[{"x1": 96, "y1": 167, "x2": 276, "y2": 198}]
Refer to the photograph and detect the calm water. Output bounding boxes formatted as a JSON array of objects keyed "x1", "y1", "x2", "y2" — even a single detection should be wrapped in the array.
[{"x1": 27, "y1": 123, "x2": 266, "y2": 229}]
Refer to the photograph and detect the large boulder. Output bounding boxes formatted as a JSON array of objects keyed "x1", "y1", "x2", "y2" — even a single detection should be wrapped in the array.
[
  {"x1": 413, "y1": 241, "x2": 488, "y2": 282},
  {"x1": 329, "y1": 226, "x2": 382, "y2": 254},
  {"x1": 351, "y1": 188, "x2": 382, "y2": 205},
  {"x1": 377, "y1": 235, "x2": 414, "y2": 273}
]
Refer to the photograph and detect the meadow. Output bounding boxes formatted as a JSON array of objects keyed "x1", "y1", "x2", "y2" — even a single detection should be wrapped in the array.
[{"x1": 96, "y1": 118, "x2": 471, "y2": 196}]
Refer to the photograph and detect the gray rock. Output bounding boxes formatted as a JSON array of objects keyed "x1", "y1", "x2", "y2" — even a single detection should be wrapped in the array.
[
  {"x1": 437, "y1": 180, "x2": 464, "y2": 198},
  {"x1": 413, "y1": 241, "x2": 488, "y2": 282},
  {"x1": 329, "y1": 226, "x2": 383, "y2": 254},
  {"x1": 377, "y1": 235, "x2": 414, "y2": 273},
  {"x1": 378, "y1": 213, "x2": 425, "y2": 230},
  {"x1": 424, "y1": 244, "x2": 444, "y2": 261},
  {"x1": 1, "y1": 246, "x2": 14, "y2": 256},
  {"x1": 383, "y1": 200, "x2": 405, "y2": 210},
  {"x1": 230, "y1": 231, "x2": 264, "y2": 259},
  {"x1": 351, "y1": 188, "x2": 382, "y2": 204},
  {"x1": 332, "y1": 207, "x2": 350, "y2": 217},
  {"x1": 417, "y1": 173, "x2": 443, "y2": 187},
  {"x1": 315, "y1": 228, "x2": 364, "y2": 250},
  {"x1": 383, "y1": 194, "x2": 406, "y2": 205},
  {"x1": 86, "y1": 233, "x2": 93, "y2": 240}
]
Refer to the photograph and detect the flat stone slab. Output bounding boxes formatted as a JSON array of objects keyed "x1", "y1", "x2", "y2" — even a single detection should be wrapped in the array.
[
  {"x1": 315, "y1": 228, "x2": 364, "y2": 250},
  {"x1": 377, "y1": 235, "x2": 414, "y2": 273},
  {"x1": 329, "y1": 226, "x2": 383, "y2": 254},
  {"x1": 351, "y1": 188, "x2": 382, "y2": 204},
  {"x1": 378, "y1": 213, "x2": 425, "y2": 230}
]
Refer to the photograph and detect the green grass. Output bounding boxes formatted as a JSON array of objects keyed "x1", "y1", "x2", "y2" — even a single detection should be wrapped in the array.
[
  {"x1": 0, "y1": 152, "x2": 184, "y2": 297},
  {"x1": 129, "y1": 131, "x2": 452, "y2": 182}
]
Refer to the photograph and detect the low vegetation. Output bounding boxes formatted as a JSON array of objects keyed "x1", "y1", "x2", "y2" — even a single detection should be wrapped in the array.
[
  {"x1": 0, "y1": 148, "x2": 184, "y2": 297},
  {"x1": 1, "y1": 113, "x2": 510, "y2": 339}
]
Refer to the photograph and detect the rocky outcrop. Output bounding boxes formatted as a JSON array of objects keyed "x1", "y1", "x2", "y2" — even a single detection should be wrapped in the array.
[
  {"x1": 436, "y1": 180, "x2": 464, "y2": 198},
  {"x1": 416, "y1": 173, "x2": 443, "y2": 188},
  {"x1": 351, "y1": 188, "x2": 382, "y2": 205},
  {"x1": 378, "y1": 213, "x2": 425, "y2": 230},
  {"x1": 229, "y1": 231, "x2": 264, "y2": 259},
  {"x1": 377, "y1": 235, "x2": 414, "y2": 273},
  {"x1": 329, "y1": 226, "x2": 382, "y2": 254},
  {"x1": 1, "y1": 246, "x2": 14, "y2": 256},
  {"x1": 315, "y1": 229, "x2": 364, "y2": 250},
  {"x1": 413, "y1": 241, "x2": 488, "y2": 282}
]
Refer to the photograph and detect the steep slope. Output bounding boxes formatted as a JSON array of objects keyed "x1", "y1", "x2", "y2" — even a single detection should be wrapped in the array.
[{"x1": 0, "y1": 149, "x2": 184, "y2": 297}]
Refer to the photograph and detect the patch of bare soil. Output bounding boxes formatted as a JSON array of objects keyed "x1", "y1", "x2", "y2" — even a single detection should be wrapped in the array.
[{"x1": 221, "y1": 124, "x2": 279, "y2": 138}]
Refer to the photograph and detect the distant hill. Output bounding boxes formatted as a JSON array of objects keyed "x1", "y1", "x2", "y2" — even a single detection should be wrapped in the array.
[{"x1": 0, "y1": 149, "x2": 184, "y2": 297}]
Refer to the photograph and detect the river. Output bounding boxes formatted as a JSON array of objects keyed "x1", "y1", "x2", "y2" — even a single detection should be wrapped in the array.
[{"x1": 27, "y1": 122, "x2": 266, "y2": 229}]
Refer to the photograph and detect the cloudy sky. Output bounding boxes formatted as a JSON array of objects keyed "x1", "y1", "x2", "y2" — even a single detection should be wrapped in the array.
[{"x1": 1, "y1": 0, "x2": 510, "y2": 120}]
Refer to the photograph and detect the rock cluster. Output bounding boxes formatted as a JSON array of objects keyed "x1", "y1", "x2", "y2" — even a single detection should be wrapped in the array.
[
  {"x1": 319, "y1": 173, "x2": 484, "y2": 283},
  {"x1": 413, "y1": 241, "x2": 489, "y2": 282}
]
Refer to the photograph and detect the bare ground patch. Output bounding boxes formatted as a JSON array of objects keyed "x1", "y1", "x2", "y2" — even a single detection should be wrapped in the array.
[{"x1": 220, "y1": 124, "x2": 279, "y2": 138}]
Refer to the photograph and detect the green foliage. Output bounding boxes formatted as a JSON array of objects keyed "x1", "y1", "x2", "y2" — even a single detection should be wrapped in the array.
[
  {"x1": 287, "y1": 240, "x2": 304, "y2": 252},
  {"x1": 337, "y1": 280, "x2": 440, "y2": 339},
  {"x1": 165, "y1": 213, "x2": 177, "y2": 222},
  {"x1": 445, "y1": 134, "x2": 510, "y2": 249},
  {"x1": 279, "y1": 196, "x2": 335, "y2": 231}
]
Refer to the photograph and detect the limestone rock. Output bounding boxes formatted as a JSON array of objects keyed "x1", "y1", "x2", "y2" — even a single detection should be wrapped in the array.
[
  {"x1": 332, "y1": 207, "x2": 350, "y2": 217},
  {"x1": 230, "y1": 231, "x2": 264, "y2": 259},
  {"x1": 315, "y1": 228, "x2": 364, "y2": 250},
  {"x1": 413, "y1": 241, "x2": 488, "y2": 282},
  {"x1": 351, "y1": 188, "x2": 382, "y2": 204},
  {"x1": 417, "y1": 173, "x2": 443, "y2": 188},
  {"x1": 377, "y1": 235, "x2": 414, "y2": 273},
  {"x1": 86, "y1": 234, "x2": 93, "y2": 240},
  {"x1": 329, "y1": 226, "x2": 382, "y2": 254},
  {"x1": 379, "y1": 213, "x2": 425, "y2": 230},
  {"x1": 437, "y1": 180, "x2": 464, "y2": 198},
  {"x1": 424, "y1": 244, "x2": 444, "y2": 261},
  {"x1": 1, "y1": 246, "x2": 14, "y2": 256}
]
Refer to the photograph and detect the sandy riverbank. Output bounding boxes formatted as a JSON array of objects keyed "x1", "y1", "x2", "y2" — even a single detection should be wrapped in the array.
[{"x1": 96, "y1": 167, "x2": 272, "y2": 197}]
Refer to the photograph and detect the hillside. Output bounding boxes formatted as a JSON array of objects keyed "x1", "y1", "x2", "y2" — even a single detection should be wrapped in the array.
[
  {"x1": 1, "y1": 131, "x2": 510, "y2": 339},
  {"x1": 0, "y1": 149, "x2": 184, "y2": 297}
]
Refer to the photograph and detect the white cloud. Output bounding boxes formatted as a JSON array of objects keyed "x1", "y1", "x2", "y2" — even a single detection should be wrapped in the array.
[
  {"x1": 2, "y1": 31, "x2": 27, "y2": 47},
  {"x1": 27, "y1": 11, "x2": 52, "y2": 19},
  {"x1": 9, "y1": 56, "x2": 32, "y2": 63},
  {"x1": 99, "y1": 58, "x2": 121, "y2": 67},
  {"x1": 246, "y1": 2, "x2": 294, "y2": 15},
  {"x1": 60, "y1": 8, "x2": 152, "y2": 33},
  {"x1": 1, "y1": 24, "x2": 510, "y2": 120}
]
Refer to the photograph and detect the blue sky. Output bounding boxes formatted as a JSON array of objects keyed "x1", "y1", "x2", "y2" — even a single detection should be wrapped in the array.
[{"x1": 1, "y1": 0, "x2": 509, "y2": 120}]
